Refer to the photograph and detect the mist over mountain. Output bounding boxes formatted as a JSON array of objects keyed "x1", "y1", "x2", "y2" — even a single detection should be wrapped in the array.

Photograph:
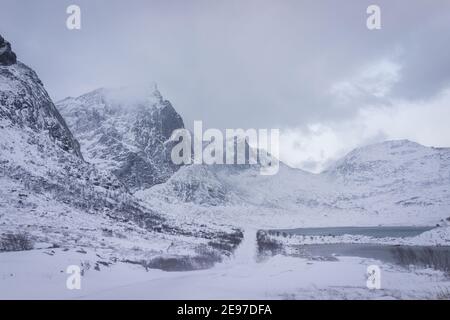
[{"x1": 57, "y1": 86, "x2": 184, "y2": 191}]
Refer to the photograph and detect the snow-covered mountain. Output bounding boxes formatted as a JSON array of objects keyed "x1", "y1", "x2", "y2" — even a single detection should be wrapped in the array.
[
  {"x1": 324, "y1": 139, "x2": 450, "y2": 187},
  {"x1": 0, "y1": 35, "x2": 242, "y2": 268},
  {"x1": 0, "y1": 36, "x2": 82, "y2": 159},
  {"x1": 137, "y1": 140, "x2": 450, "y2": 228},
  {"x1": 56, "y1": 87, "x2": 184, "y2": 192},
  {"x1": 321, "y1": 140, "x2": 450, "y2": 225},
  {"x1": 136, "y1": 138, "x2": 282, "y2": 206}
]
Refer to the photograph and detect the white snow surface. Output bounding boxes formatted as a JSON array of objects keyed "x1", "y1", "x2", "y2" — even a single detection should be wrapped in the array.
[{"x1": 1, "y1": 235, "x2": 448, "y2": 300}]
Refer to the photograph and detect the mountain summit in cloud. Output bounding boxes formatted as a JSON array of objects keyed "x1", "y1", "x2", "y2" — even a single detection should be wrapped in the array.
[{"x1": 56, "y1": 86, "x2": 184, "y2": 191}]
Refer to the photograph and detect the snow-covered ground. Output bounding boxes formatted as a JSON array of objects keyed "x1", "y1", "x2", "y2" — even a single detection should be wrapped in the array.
[
  {"x1": 268, "y1": 225, "x2": 450, "y2": 247},
  {"x1": 0, "y1": 175, "x2": 213, "y2": 260},
  {"x1": 1, "y1": 230, "x2": 449, "y2": 300}
]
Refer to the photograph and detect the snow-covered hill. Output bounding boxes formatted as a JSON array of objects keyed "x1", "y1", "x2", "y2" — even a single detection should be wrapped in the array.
[
  {"x1": 324, "y1": 139, "x2": 450, "y2": 186},
  {"x1": 136, "y1": 140, "x2": 450, "y2": 229},
  {"x1": 56, "y1": 86, "x2": 184, "y2": 192},
  {"x1": 323, "y1": 140, "x2": 450, "y2": 224}
]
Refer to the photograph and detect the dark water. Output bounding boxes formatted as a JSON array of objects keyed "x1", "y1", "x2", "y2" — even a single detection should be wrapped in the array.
[
  {"x1": 295, "y1": 243, "x2": 450, "y2": 265},
  {"x1": 263, "y1": 226, "x2": 450, "y2": 271},
  {"x1": 265, "y1": 226, "x2": 450, "y2": 271},
  {"x1": 271, "y1": 226, "x2": 435, "y2": 238}
]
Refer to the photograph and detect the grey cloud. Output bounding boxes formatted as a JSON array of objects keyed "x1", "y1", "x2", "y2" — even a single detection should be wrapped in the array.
[{"x1": 1, "y1": 0, "x2": 449, "y2": 144}]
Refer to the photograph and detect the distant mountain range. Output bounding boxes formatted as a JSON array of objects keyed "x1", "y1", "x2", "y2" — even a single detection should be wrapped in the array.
[{"x1": 135, "y1": 138, "x2": 450, "y2": 228}]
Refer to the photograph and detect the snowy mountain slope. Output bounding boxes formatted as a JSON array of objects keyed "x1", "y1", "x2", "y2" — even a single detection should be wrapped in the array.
[
  {"x1": 0, "y1": 35, "x2": 242, "y2": 267},
  {"x1": 135, "y1": 134, "x2": 314, "y2": 206},
  {"x1": 56, "y1": 86, "x2": 184, "y2": 192},
  {"x1": 136, "y1": 162, "x2": 327, "y2": 207},
  {"x1": 0, "y1": 38, "x2": 150, "y2": 228},
  {"x1": 323, "y1": 140, "x2": 450, "y2": 223},
  {"x1": 324, "y1": 139, "x2": 450, "y2": 187},
  {"x1": 0, "y1": 37, "x2": 82, "y2": 159},
  {"x1": 137, "y1": 140, "x2": 450, "y2": 229}
]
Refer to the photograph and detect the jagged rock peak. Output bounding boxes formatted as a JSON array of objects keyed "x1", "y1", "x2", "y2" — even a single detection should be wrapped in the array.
[
  {"x1": 0, "y1": 35, "x2": 17, "y2": 66},
  {"x1": 56, "y1": 85, "x2": 185, "y2": 191}
]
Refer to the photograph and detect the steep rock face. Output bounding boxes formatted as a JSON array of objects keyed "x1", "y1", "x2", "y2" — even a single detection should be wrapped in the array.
[
  {"x1": 57, "y1": 87, "x2": 184, "y2": 191},
  {"x1": 0, "y1": 55, "x2": 81, "y2": 158},
  {"x1": 0, "y1": 35, "x2": 151, "y2": 225}
]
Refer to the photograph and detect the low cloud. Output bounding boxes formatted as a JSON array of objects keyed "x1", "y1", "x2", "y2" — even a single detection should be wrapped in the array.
[
  {"x1": 278, "y1": 60, "x2": 450, "y2": 173},
  {"x1": 329, "y1": 59, "x2": 402, "y2": 106}
]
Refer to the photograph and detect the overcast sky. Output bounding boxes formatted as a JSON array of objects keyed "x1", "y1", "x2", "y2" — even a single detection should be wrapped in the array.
[{"x1": 1, "y1": 0, "x2": 450, "y2": 172}]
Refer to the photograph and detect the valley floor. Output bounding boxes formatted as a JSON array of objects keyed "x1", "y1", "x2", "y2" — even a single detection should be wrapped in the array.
[{"x1": 1, "y1": 230, "x2": 449, "y2": 300}]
